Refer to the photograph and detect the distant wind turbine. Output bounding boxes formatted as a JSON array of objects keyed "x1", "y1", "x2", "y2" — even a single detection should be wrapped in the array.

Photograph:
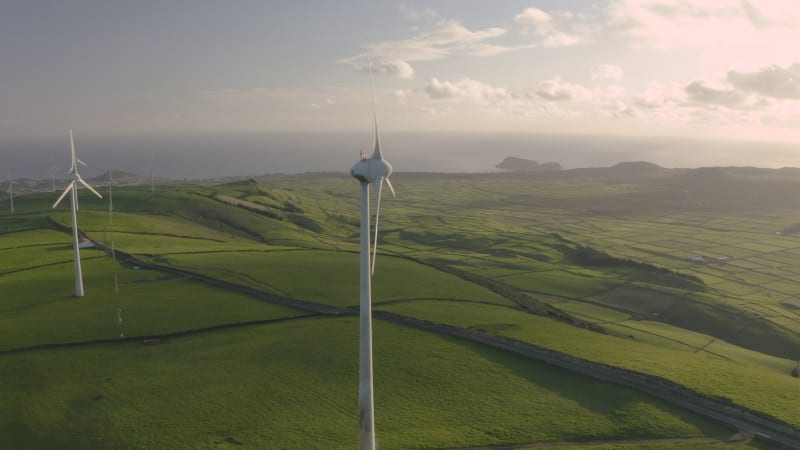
[
  {"x1": 7, "y1": 174, "x2": 17, "y2": 214},
  {"x1": 108, "y1": 169, "x2": 114, "y2": 225},
  {"x1": 48, "y1": 158, "x2": 61, "y2": 192},
  {"x1": 52, "y1": 130, "x2": 103, "y2": 297},
  {"x1": 349, "y1": 61, "x2": 396, "y2": 450},
  {"x1": 149, "y1": 152, "x2": 158, "y2": 193},
  {"x1": 111, "y1": 177, "x2": 122, "y2": 338},
  {"x1": 104, "y1": 169, "x2": 114, "y2": 244},
  {"x1": 115, "y1": 273, "x2": 124, "y2": 339}
]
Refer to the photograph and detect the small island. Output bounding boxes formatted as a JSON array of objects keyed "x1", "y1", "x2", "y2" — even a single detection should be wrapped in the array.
[{"x1": 496, "y1": 156, "x2": 562, "y2": 171}]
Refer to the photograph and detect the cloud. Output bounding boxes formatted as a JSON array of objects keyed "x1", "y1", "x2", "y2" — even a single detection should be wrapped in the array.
[
  {"x1": 341, "y1": 20, "x2": 512, "y2": 78},
  {"x1": 425, "y1": 78, "x2": 511, "y2": 103},
  {"x1": 591, "y1": 64, "x2": 624, "y2": 81},
  {"x1": 346, "y1": 21, "x2": 506, "y2": 63},
  {"x1": 634, "y1": 81, "x2": 684, "y2": 109},
  {"x1": 535, "y1": 79, "x2": 591, "y2": 101},
  {"x1": 354, "y1": 59, "x2": 415, "y2": 79},
  {"x1": 394, "y1": 89, "x2": 414, "y2": 105},
  {"x1": 605, "y1": 100, "x2": 639, "y2": 118},
  {"x1": 398, "y1": 4, "x2": 437, "y2": 22},
  {"x1": 604, "y1": 0, "x2": 800, "y2": 52},
  {"x1": 728, "y1": 63, "x2": 800, "y2": 99},
  {"x1": 416, "y1": 105, "x2": 453, "y2": 115},
  {"x1": 514, "y1": 7, "x2": 553, "y2": 26},
  {"x1": 514, "y1": 7, "x2": 587, "y2": 47},
  {"x1": 353, "y1": 1, "x2": 800, "y2": 80},
  {"x1": 737, "y1": 0, "x2": 798, "y2": 29},
  {"x1": 685, "y1": 81, "x2": 745, "y2": 107}
]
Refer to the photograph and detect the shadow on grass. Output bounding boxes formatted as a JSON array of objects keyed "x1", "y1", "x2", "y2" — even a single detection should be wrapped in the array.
[{"x1": 413, "y1": 325, "x2": 732, "y2": 441}]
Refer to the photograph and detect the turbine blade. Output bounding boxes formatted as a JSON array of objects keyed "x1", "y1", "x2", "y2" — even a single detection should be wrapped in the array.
[
  {"x1": 53, "y1": 181, "x2": 75, "y2": 208},
  {"x1": 385, "y1": 178, "x2": 396, "y2": 198},
  {"x1": 371, "y1": 178, "x2": 383, "y2": 275},
  {"x1": 76, "y1": 158, "x2": 87, "y2": 167},
  {"x1": 78, "y1": 177, "x2": 103, "y2": 199},
  {"x1": 368, "y1": 57, "x2": 383, "y2": 160},
  {"x1": 69, "y1": 130, "x2": 77, "y2": 172}
]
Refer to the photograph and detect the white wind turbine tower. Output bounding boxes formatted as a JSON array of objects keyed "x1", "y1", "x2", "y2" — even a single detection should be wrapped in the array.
[
  {"x1": 104, "y1": 169, "x2": 114, "y2": 244},
  {"x1": 108, "y1": 169, "x2": 114, "y2": 225},
  {"x1": 109, "y1": 171, "x2": 123, "y2": 339},
  {"x1": 349, "y1": 62, "x2": 395, "y2": 450},
  {"x1": 53, "y1": 130, "x2": 103, "y2": 297},
  {"x1": 6, "y1": 174, "x2": 16, "y2": 214}
]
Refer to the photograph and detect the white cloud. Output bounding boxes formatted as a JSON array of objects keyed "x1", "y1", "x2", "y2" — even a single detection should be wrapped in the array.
[
  {"x1": 334, "y1": 3, "x2": 800, "y2": 139},
  {"x1": 340, "y1": 20, "x2": 512, "y2": 78},
  {"x1": 346, "y1": 21, "x2": 506, "y2": 63},
  {"x1": 425, "y1": 78, "x2": 511, "y2": 103},
  {"x1": 605, "y1": 100, "x2": 639, "y2": 118},
  {"x1": 728, "y1": 63, "x2": 800, "y2": 99},
  {"x1": 591, "y1": 64, "x2": 624, "y2": 81},
  {"x1": 535, "y1": 79, "x2": 592, "y2": 101},
  {"x1": 605, "y1": 0, "x2": 748, "y2": 48},
  {"x1": 634, "y1": 81, "x2": 685, "y2": 109},
  {"x1": 685, "y1": 81, "x2": 745, "y2": 108},
  {"x1": 344, "y1": 2, "x2": 800, "y2": 83},
  {"x1": 514, "y1": 7, "x2": 552, "y2": 26},
  {"x1": 394, "y1": 89, "x2": 414, "y2": 105},
  {"x1": 603, "y1": 0, "x2": 800, "y2": 66},
  {"x1": 514, "y1": 7, "x2": 587, "y2": 47},
  {"x1": 353, "y1": 59, "x2": 415, "y2": 80}
]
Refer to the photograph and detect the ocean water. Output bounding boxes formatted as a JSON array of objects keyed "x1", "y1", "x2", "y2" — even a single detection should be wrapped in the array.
[{"x1": 0, "y1": 131, "x2": 798, "y2": 180}]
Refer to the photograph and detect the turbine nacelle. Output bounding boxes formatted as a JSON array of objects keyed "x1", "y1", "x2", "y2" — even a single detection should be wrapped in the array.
[{"x1": 351, "y1": 157, "x2": 393, "y2": 185}]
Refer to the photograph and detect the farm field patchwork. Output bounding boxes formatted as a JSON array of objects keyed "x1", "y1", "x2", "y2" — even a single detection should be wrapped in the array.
[
  {"x1": 3, "y1": 167, "x2": 800, "y2": 449},
  {"x1": 377, "y1": 300, "x2": 800, "y2": 428},
  {"x1": 0, "y1": 243, "x2": 305, "y2": 351},
  {"x1": 159, "y1": 249, "x2": 514, "y2": 307}
]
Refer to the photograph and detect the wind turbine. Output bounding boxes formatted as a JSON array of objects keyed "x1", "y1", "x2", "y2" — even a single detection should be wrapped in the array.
[
  {"x1": 7, "y1": 174, "x2": 16, "y2": 214},
  {"x1": 48, "y1": 158, "x2": 60, "y2": 192},
  {"x1": 148, "y1": 152, "x2": 158, "y2": 193},
  {"x1": 108, "y1": 169, "x2": 114, "y2": 225},
  {"x1": 349, "y1": 62, "x2": 395, "y2": 450},
  {"x1": 53, "y1": 130, "x2": 103, "y2": 297}
]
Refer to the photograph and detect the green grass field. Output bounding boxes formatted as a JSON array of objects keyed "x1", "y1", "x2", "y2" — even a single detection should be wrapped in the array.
[
  {"x1": 158, "y1": 250, "x2": 514, "y2": 307},
  {"x1": 0, "y1": 317, "x2": 733, "y2": 450},
  {"x1": 0, "y1": 232, "x2": 305, "y2": 350},
  {"x1": 377, "y1": 300, "x2": 800, "y2": 427},
  {"x1": 2, "y1": 168, "x2": 800, "y2": 449}
]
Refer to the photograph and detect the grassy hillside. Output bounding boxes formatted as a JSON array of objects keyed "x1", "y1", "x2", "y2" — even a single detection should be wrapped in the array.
[
  {"x1": 2, "y1": 168, "x2": 799, "y2": 448},
  {"x1": 0, "y1": 317, "x2": 732, "y2": 449}
]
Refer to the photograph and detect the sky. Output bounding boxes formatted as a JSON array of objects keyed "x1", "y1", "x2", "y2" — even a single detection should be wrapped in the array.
[{"x1": 1, "y1": 0, "x2": 799, "y2": 171}]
